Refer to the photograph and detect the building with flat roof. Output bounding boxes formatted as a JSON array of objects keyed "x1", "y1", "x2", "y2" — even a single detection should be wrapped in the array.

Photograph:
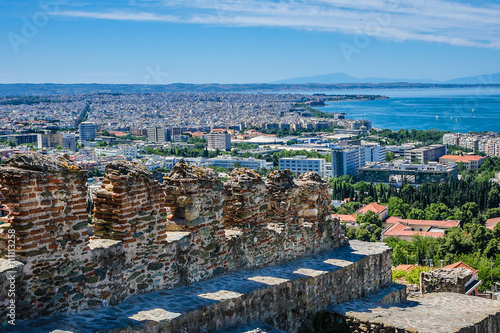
[
  {"x1": 207, "y1": 133, "x2": 231, "y2": 151},
  {"x1": 78, "y1": 122, "x2": 97, "y2": 142},
  {"x1": 279, "y1": 156, "x2": 326, "y2": 178},
  {"x1": 359, "y1": 160, "x2": 458, "y2": 185},
  {"x1": 147, "y1": 127, "x2": 166, "y2": 143},
  {"x1": 62, "y1": 134, "x2": 76, "y2": 151},
  {"x1": 0, "y1": 134, "x2": 38, "y2": 145},
  {"x1": 439, "y1": 155, "x2": 485, "y2": 170},
  {"x1": 206, "y1": 156, "x2": 270, "y2": 170},
  {"x1": 331, "y1": 147, "x2": 360, "y2": 179},
  {"x1": 404, "y1": 144, "x2": 446, "y2": 163}
]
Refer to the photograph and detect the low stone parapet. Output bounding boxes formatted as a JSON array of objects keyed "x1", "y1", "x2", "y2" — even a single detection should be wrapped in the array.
[{"x1": 5, "y1": 241, "x2": 392, "y2": 333}]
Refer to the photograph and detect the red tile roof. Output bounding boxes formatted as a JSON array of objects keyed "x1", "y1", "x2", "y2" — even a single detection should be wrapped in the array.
[
  {"x1": 332, "y1": 214, "x2": 357, "y2": 223},
  {"x1": 394, "y1": 264, "x2": 417, "y2": 271},
  {"x1": 485, "y1": 217, "x2": 500, "y2": 230},
  {"x1": 357, "y1": 202, "x2": 387, "y2": 215},
  {"x1": 382, "y1": 221, "x2": 446, "y2": 239},
  {"x1": 439, "y1": 155, "x2": 484, "y2": 163},
  {"x1": 443, "y1": 261, "x2": 478, "y2": 275},
  {"x1": 385, "y1": 216, "x2": 459, "y2": 229}
]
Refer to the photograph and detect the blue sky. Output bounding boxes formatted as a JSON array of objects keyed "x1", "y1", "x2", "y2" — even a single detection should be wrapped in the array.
[{"x1": 1, "y1": 0, "x2": 500, "y2": 84}]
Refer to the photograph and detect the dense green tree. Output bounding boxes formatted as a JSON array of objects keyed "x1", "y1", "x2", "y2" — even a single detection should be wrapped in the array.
[
  {"x1": 486, "y1": 207, "x2": 500, "y2": 219},
  {"x1": 357, "y1": 210, "x2": 382, "y2": 228},
  {"x1": 408, "y1": 208, "x2": 425, "y2": 220},
  {"x1": 460, "y1": 202, "x2": 480, "y2": 225},
  {"x1": 388, "y1": 197, "x2": 409, "y2": 217},
  {"x1": 436, "y1": 227, "x2": 474, "y2": 262}
]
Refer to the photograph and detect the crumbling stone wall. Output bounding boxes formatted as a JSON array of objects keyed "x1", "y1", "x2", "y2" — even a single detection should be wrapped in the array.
[
  {"x1": 0, "y1": 154, "x2": 90, "y2": 319},
  {"x1": 420, "y1": 268, "x2": 473, "y2": 294},
  {"x1": 0, "y1": 155, "x2": 347, "y2": 323}
]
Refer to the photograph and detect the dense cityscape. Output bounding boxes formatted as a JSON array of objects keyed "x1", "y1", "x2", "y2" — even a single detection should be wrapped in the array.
[{"x1": 2, "y1": 89, "x2": 500, "y2": 329}]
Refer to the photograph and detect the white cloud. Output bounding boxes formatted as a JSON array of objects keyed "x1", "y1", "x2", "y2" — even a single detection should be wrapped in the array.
[{"x1": 53, "y1": 0, "x2": 500, "y2": 49}]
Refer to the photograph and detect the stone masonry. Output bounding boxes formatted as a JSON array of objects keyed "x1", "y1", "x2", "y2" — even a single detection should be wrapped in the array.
[
  {"x1": 0, "y1": 155, "x2": 348, "y2": 324},
  {"x1": 420, "y1": 267, "x2": 474, "y2": 294}
]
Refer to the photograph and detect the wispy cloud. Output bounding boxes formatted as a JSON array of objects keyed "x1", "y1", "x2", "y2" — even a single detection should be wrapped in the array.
[{"x1": 53, "y1": 0, "x2": 500, "y2": 49}]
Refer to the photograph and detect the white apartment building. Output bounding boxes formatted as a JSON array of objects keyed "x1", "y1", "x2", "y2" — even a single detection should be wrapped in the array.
[
  {"x1": 207, "y1": 133, "x2": 231, "y2": 151},
  {"x1": 206, "y1": 156, "x2": 270, "y2": 170},
  {"x1": 279, "y1": 156, "x2": 326, "y2": 178},
  {"x1": 361, "y1": 144, "x2": 386, "y2": 164},
  {"x1": 93, "y1": 145, "x2": 137, "y2": 160}
]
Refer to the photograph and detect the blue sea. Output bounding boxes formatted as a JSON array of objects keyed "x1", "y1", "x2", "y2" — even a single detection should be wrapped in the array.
[{"x1": 309, "y1": 87, "x2": 500, "y2": 132}]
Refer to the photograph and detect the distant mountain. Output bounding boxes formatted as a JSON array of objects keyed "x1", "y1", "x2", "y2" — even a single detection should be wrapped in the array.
[
  {"x1": 271, "y1": 72, "x2": 439, "y2": 84},
  {"x1": 272, "y1": 72, "x2": 500, "y2": 84},
  {"x1": 443, "y1": 72, "x2": 500, "y2": 84}
]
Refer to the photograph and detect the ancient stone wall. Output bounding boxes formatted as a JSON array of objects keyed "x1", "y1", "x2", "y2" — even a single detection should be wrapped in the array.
[
  {"x1": 0, "y1": 155, "x2": 347, "y2": 323},
  {"x1": 420, "y1": 267, "x2": 473, "y2": 294},
  {"x1": 0, "y1": 154, "x2": 90, "y2": 319}
]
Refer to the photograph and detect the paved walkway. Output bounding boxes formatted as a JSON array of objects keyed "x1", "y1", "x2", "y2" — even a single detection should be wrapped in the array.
[
  {"x1": 328, "y1": 290, "x2": 500, "y2": 333},
  {"x1": 5, "y1": 241, "x2": 388, "y2": 333}
]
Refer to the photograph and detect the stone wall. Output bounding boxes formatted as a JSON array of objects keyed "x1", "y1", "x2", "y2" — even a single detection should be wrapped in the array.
[
  {"x1": 5, "y1": 241, "x2": 393, "y2": 333},
  {"x1": 420, "y1": 268, "x2": 473, "y2": 294},
  {"x1": 0, "y1": 156, "x2": 347, "y2": 323}
]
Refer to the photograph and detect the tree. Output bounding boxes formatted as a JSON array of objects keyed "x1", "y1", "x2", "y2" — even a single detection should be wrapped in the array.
[
  {"x1": 494, "y1": 223, "x2": 500, "y2": 238},
  {"x1": 487, "y1": 188, "x2": 500, "y2": 209},
  {"x1": 392, "y1": 244, "x2": 408, "y2": 266},
  {"x1": 460, "y1": 202, "x2": 480, "y2": 225},
  {"x1": 408, "y1": 208, "x2": 425, "y2": 220},
  {"x1": 424, "y1": 203, "x2": 453, "y2": 221},
  {"x1": 357, "y1": 210, "x2": 382, "y2": 228},
  {"x1": 437, "y1": 227, "x2": 474, "y2": 262},
  {"x1": 386, "y1": 151, "x2": 397, "y2": 162},
  {"x1": 388, "y1": 197, "x2": 409, "y2": 217},
  {"x1": 486, "y1": 207, "x2": 500, "y2": 219}
]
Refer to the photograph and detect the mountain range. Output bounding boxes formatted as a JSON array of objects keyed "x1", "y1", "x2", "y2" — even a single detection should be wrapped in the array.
[{"x1": 271, "y1": 72, "x2": 500, "y2": 84}]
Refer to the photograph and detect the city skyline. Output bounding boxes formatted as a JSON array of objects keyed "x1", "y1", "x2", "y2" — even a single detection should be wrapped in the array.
[{"x1": 1, "y1": 0, "x2": 500, "y2": 84}]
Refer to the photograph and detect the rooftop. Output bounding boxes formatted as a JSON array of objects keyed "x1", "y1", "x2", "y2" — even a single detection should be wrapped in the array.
[
  {"x1": 385, "y1": 216, "x2": 460, "y2": 229},
  {"x1": 443, "y1": 261, "x2": 479, "y2": 276},
  {"x1": 357, "y1": 202, "x2": 387, "y2": 215},
  {"x1": 439, "y1": 155, "x2": 485, "y2": 162}
]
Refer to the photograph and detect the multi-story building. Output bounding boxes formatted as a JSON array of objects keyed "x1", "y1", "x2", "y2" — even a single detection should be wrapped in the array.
[
  {"x1": 62, "y1": 134, "x2": 76, "y2": 151},
  {"x1": 443, "y1": 132, "x2": 500, "y2": 157},
  {"x1": 147, "y1": 127, "x2": 166, "y2": 143},
  {"x1": 360, "y1": 144, "x2": 386, "y2": 165},
  {"x1": 170, "y1": 127, "x2": 183, "y2": 143},
  {"x1": 207, "y1": 133, "x2": 231, "y2": 151},
  {"x1": 442, "y1": 133, "x2": 461, "y2": 146},
  {"x1": 439, "y1": 155, "x2": 485, "y2": 170},
  {"x1": 279, "y1": 156, "x2": 326, "y2": 178},
  {"x1": 331, "y1": 147, "x2": 360, "y2": 179},
  {"x1": 359, "y1": 161, "x2": 458, "y2": 185},
  {"x1": 131, "y1": 128, "x2": 147, "y2": 137},
  {"x1": 37, "y1": 132, "x2": 62, "y2": 149},
  {"x1": 404, "y1": 144, "x2": 446, "y2": 163},
  {"x1": 0, "y1": 134, "x2": 38, "y2": 145},
  {"x1": 78, "y1": 122, "x2": 97, "y2": 142},
  {"x1": 206, "y1": 156, "x2": 270, "y2": 170}
]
